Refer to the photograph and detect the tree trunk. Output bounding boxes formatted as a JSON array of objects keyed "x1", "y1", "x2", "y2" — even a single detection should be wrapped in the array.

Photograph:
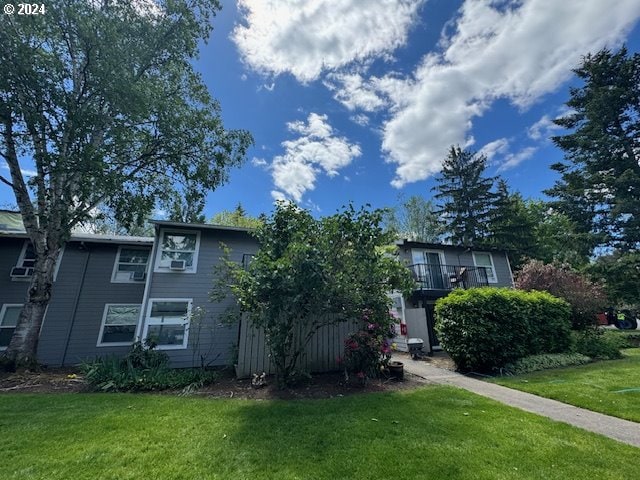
[{"x1": 2, "y1": 250, "x2": 58, "y2": 369}]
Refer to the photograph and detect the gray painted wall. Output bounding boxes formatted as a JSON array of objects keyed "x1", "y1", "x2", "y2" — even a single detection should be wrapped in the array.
[
  {"x1": 397, "y1": 243, "x2": 514, "y2": 288},
  {"x1": 0, "y1": 237, "x2": 148, "y2": 366},
  {"x1": 143, "y1": 227, "x2": 259, "y2": 368}
]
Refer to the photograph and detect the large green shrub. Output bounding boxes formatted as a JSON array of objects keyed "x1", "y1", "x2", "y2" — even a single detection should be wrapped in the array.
[
  {"x1": 572, "y1": 330, "x2": 623, "y2": 360},
  {"x1": 503, "y1": 353, "x2": 591, "y2": 375},
  {"x1": 435, "y1": 288, "x2": 572, "y2": 372}
]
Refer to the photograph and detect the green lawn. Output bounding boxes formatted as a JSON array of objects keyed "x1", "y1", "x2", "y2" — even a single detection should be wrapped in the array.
[
  {"x1": 0, "y1": 386, "x2": 638, "y2": 480},
  {"x1": 494, "y1": 349, "x2": 640, "y2": 422}
]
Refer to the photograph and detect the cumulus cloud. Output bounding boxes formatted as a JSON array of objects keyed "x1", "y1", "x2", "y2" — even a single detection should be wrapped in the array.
[
  {"x1": 478, "y1": 138, "x2": 510, "y2": 162},
  {"x1": 376, "y1": 0, "x2": 640, "y2": 187},
  {"x1": 268, "y1": 113, "x2": 361, "y2": 202},
  {"x1": 232, "y1": 0, "x2": 424, "y2": 82},
  {"x1": 528, "y1": 114, "x2": 564, "y2": 141},
  {"x1": 498, "y1": 147, "x2": 538, "y2": 172}
]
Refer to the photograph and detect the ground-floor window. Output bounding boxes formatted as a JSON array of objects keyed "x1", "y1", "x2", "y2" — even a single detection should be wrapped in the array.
[
  {"x1": 97, "y1": 304, "x2": 141, "y2": 346},
  {"x1": 0, "y1": 304, "x2": 21, "y2": 349},
  {"x1": 143, "y1": 299, "x2": 191, "y2": 349}
]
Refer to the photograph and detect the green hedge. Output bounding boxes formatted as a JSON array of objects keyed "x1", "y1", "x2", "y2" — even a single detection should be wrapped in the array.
[{"x1": 435, "y1": 288, "x2": 572, "y2": 373}]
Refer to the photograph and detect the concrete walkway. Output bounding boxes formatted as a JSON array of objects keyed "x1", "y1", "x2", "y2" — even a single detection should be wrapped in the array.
[{"x1": 393, "y1": 355, "x2": 640, "y2": 448}]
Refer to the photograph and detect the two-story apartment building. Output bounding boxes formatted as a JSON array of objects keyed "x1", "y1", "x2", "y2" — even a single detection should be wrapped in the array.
[
  {"x1": 1, "y1": 212, "x2": 514, "y2": 372},
  {"x1": 389, "y1": 240, "x2": 515, "y2": 354}
]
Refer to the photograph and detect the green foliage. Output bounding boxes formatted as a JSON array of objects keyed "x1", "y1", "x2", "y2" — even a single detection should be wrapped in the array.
[
  {"x1": 503, "y1": 353, "x2": 591, "y2": 375},
  {"x1": 342, "y1": 310, "x2": 395, "y2": 384},
  {"x1": 602, "y1": 330, "x2": 640, "y2": 348},
  {"x1": 210, "y1": 203, "x2": 263, "y2": 229},
  {"x1": 80, "y1": 342, "x2": 217, "y2": 392},
  {"x1": 515, "y1": 260, "x2": 608, "y2": 329},
  {"x1": 384, "y1": 195, "x2": 444, "y2": 243},
  {"x1": 547, "y1": 47, "x2": 640, "y2": 251},
  {"x1": 0, "y1": 0, "x2": 252, "y2": 364},
  {"x1": 587, "y1": 251, "x2": 640, "y2": 307},
  {"x1": 572, "y1": 330, "x2": 623, "y2": 360},
  {"x1": 212, "y1": 202, "x2": 414, "y2": 386},
  {"x1": 485, "y1": 180, "x2": 537, "y2": 269},
  {"x1": 433, "y1": 146, "x2": 497, "y2": 246},
  {"x1": 435, "y1": 287, "x2": 572, "y2": 373}
]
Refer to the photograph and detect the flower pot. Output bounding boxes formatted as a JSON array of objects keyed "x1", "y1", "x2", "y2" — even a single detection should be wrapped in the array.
[{"x1": 388, "y1": 361, "x2": 404, "y2": 380}]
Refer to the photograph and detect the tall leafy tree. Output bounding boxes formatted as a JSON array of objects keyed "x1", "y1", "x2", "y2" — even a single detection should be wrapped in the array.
[
  {"x1": 209, "y1": 203, "x2": 262, "y2": 229},
  {"x1": 433, "y1": 146, "x2": 496, "y2": 246},
  {"x1": 385, "y1": 195, "x2": 444, "y2": 243},
  {"x1": 547, "y1": 47, "x2": 640, "y2": 251},
  {"x1": 0, "y1": 1, "x2": 252, "y2": 367}
]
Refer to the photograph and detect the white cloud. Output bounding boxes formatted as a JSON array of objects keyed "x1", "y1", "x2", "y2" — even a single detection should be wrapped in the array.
[
  {"x1": 268, "y1": 113, "x2": 361, "y2": 202},
  {"x1": 251, "y1": 157, "x2": 268, "y2": 167},
  {"x1": 527, "y1": 114, "x2": 563, "y2": 141},
  {"x1": 1, "y1": 162, "x2": 37, "y2": 178},
  {"x1": 324, "y1": 73, "x2": 388, "y2": 112},
  {"x1": 478, "y1": 138, "x2": 510, "y2": 162},
  {"x1": 498, "y1": 146, "x2": 538, "y2": 172},
  {"x1": 377, "y1": 0, "x2": 640, "y2": 187},
  {"x1": 232, "y1": 0, "x2": 424, "y2": 82},
  {"x1": 350, "y1": 114, "x2": 370, "y2": 127}
]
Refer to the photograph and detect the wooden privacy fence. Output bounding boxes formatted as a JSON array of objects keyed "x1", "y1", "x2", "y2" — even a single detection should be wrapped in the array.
[{"x1": 235, "y1": 314, "x2": 360, "y2": 379}]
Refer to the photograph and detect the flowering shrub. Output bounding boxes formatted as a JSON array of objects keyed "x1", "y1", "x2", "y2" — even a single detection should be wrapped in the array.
[{"x1": 342, "y1": 309, "x2": 396, "y2": 383}]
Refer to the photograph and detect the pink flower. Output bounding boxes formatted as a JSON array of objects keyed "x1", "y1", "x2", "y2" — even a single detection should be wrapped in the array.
[{"x1": 367, "y1": 323, "x2": 376, "y2": 330}]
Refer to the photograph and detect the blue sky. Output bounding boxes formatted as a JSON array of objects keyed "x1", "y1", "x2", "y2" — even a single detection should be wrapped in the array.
[{"x1": 2, "y1": 0, "x2": 640, "y2": 220}]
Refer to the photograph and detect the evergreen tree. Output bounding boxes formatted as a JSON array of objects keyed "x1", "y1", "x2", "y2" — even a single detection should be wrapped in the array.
[
  {"x1": 486, "y1": 180, "x2": 537, "y2": 269},
  {"x1": 210, "y1": 203, "x2": 262, "y2": 229},
  {"x1": 546, "y1": 47, "x2": 640, "y2": 251},
  {"x1": 433, "y1": 146, "x2": 496, "y2": 246}
]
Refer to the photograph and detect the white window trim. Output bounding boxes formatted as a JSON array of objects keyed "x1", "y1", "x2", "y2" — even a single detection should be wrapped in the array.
[
  {"x1": 110, "y1": 245, "x2": 151, "y2": 284},
  {"x1": 97, "y1": 303, "x2": 141, "y2": 347},
  {"x1": 142, "y1": 298, "x2": 192, "y2": 350},
  {"x1": 11, "y1": 241, "x2": 64, "y2": 282},
  {"x1": 472, "y1": 251, "x2": 498, "y2": 284},
  {"x1": 0, "y1": 304, "x2": 23, "y2": 351},
  {"x1": 411, "y1": 249, "x2": 446, "y2": 265},
  {"x1": 153, "y1": 229, "x2": 201, "y2": 274}
]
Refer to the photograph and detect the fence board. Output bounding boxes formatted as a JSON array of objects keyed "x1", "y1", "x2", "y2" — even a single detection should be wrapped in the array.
[{"x1": 235, "y1": 314, "x2": 359, "y2": 379}]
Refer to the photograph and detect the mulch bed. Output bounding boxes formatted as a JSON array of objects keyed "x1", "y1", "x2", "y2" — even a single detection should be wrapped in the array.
[{"x1": 0, "y1": 351, "x2": 455, "y2": 399}]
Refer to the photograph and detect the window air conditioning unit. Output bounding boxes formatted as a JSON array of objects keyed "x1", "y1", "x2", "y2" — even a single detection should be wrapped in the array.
[
  {"x1": 169, "y1": 259, "x2": 186, "y2": 271},
  {"x1": 131, "y1": 271, "x2": 146, "y2": 281},
  {"x1": 10, "y1": 266, "x2": 34, "y2": 278}
]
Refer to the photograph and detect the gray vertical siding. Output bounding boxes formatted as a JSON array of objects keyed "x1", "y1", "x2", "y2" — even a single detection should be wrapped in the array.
[{"x1": 144, "y1": 227, "x2": 259, "y2": 368}]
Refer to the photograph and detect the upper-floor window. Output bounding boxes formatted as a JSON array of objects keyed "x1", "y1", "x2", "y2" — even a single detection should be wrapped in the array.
[
  {"x1": 154, "y1": 230, "x2": 200, "y2": 273},
  {"x1": 111, "y1": 246, "x2": 151, "y2": 283},
  {"x1": 0, "y1": 304, "x2": 21, "y2": 350},
  {"x1": 10, "y1": 241, "x2": 63, "y2": 281},
  {"x1": 472, "y1": 252, "x2": 497, "y2": 283}
]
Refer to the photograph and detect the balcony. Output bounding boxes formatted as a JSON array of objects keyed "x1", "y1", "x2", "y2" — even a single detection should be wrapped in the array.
[{"x1": 409, "y1": 263, "x2": 489, "y2": 291}]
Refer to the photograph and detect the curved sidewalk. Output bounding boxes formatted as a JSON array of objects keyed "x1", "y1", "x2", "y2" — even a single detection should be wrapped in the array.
[{"x1": 394, "y1": 355, "x2": 640, "y2": 448}]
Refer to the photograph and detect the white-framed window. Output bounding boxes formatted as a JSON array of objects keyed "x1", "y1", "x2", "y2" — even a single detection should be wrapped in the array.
[
  {"x1": 111, "y1": 246, "x2": 151, "y2": 283},
  {"x1": 0, "y1": 304, "x2": 22, "y2": 350},
  {"x1": 11, "y1": 241, "x2": 64, "y2": 282},
  {"x1": 142, "y1": 298, "x2": 191, "y2": 349},
  {"x1": 154, "y1": 230, "x2": 200, "y2": 273},
  {"x1": 473, "y1": 252, "x2": 497, "y2": 283},
  {"x1": 97, "y1": 304, "x2": 141, "y2": 346}
]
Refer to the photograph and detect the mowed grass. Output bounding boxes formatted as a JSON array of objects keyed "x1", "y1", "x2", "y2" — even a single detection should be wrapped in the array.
[
  {"x1": 0, "y1": 386, "x2": 638, "y2": 480},
  {"x1": 494, "y1": 349, "x2": 640, "y2": 422}
]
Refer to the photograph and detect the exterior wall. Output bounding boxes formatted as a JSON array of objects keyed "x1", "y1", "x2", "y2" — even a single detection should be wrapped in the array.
[
  {"x1": 0, "y1": 236, "x2": 148, "y2": 366},
  {"x1": 45, "y1": 242, "x2": 147, "y2": 366},
  {"x1": 143, "y1": 227, "x2": 259, "y2": 368}
]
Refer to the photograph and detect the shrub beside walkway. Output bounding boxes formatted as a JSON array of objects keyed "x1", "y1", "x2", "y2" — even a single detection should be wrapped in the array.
[{"x1": 395, "y1": 355, "x2": 640, "y2": 448}]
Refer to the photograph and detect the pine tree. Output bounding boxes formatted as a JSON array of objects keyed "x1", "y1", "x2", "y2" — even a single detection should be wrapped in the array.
[
  {"x1": 546, "y1": 46, "x2": 640, "y2": 251},
  {"x1": 433, "y1": 146, "x2": 496, "y2": 246}
]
